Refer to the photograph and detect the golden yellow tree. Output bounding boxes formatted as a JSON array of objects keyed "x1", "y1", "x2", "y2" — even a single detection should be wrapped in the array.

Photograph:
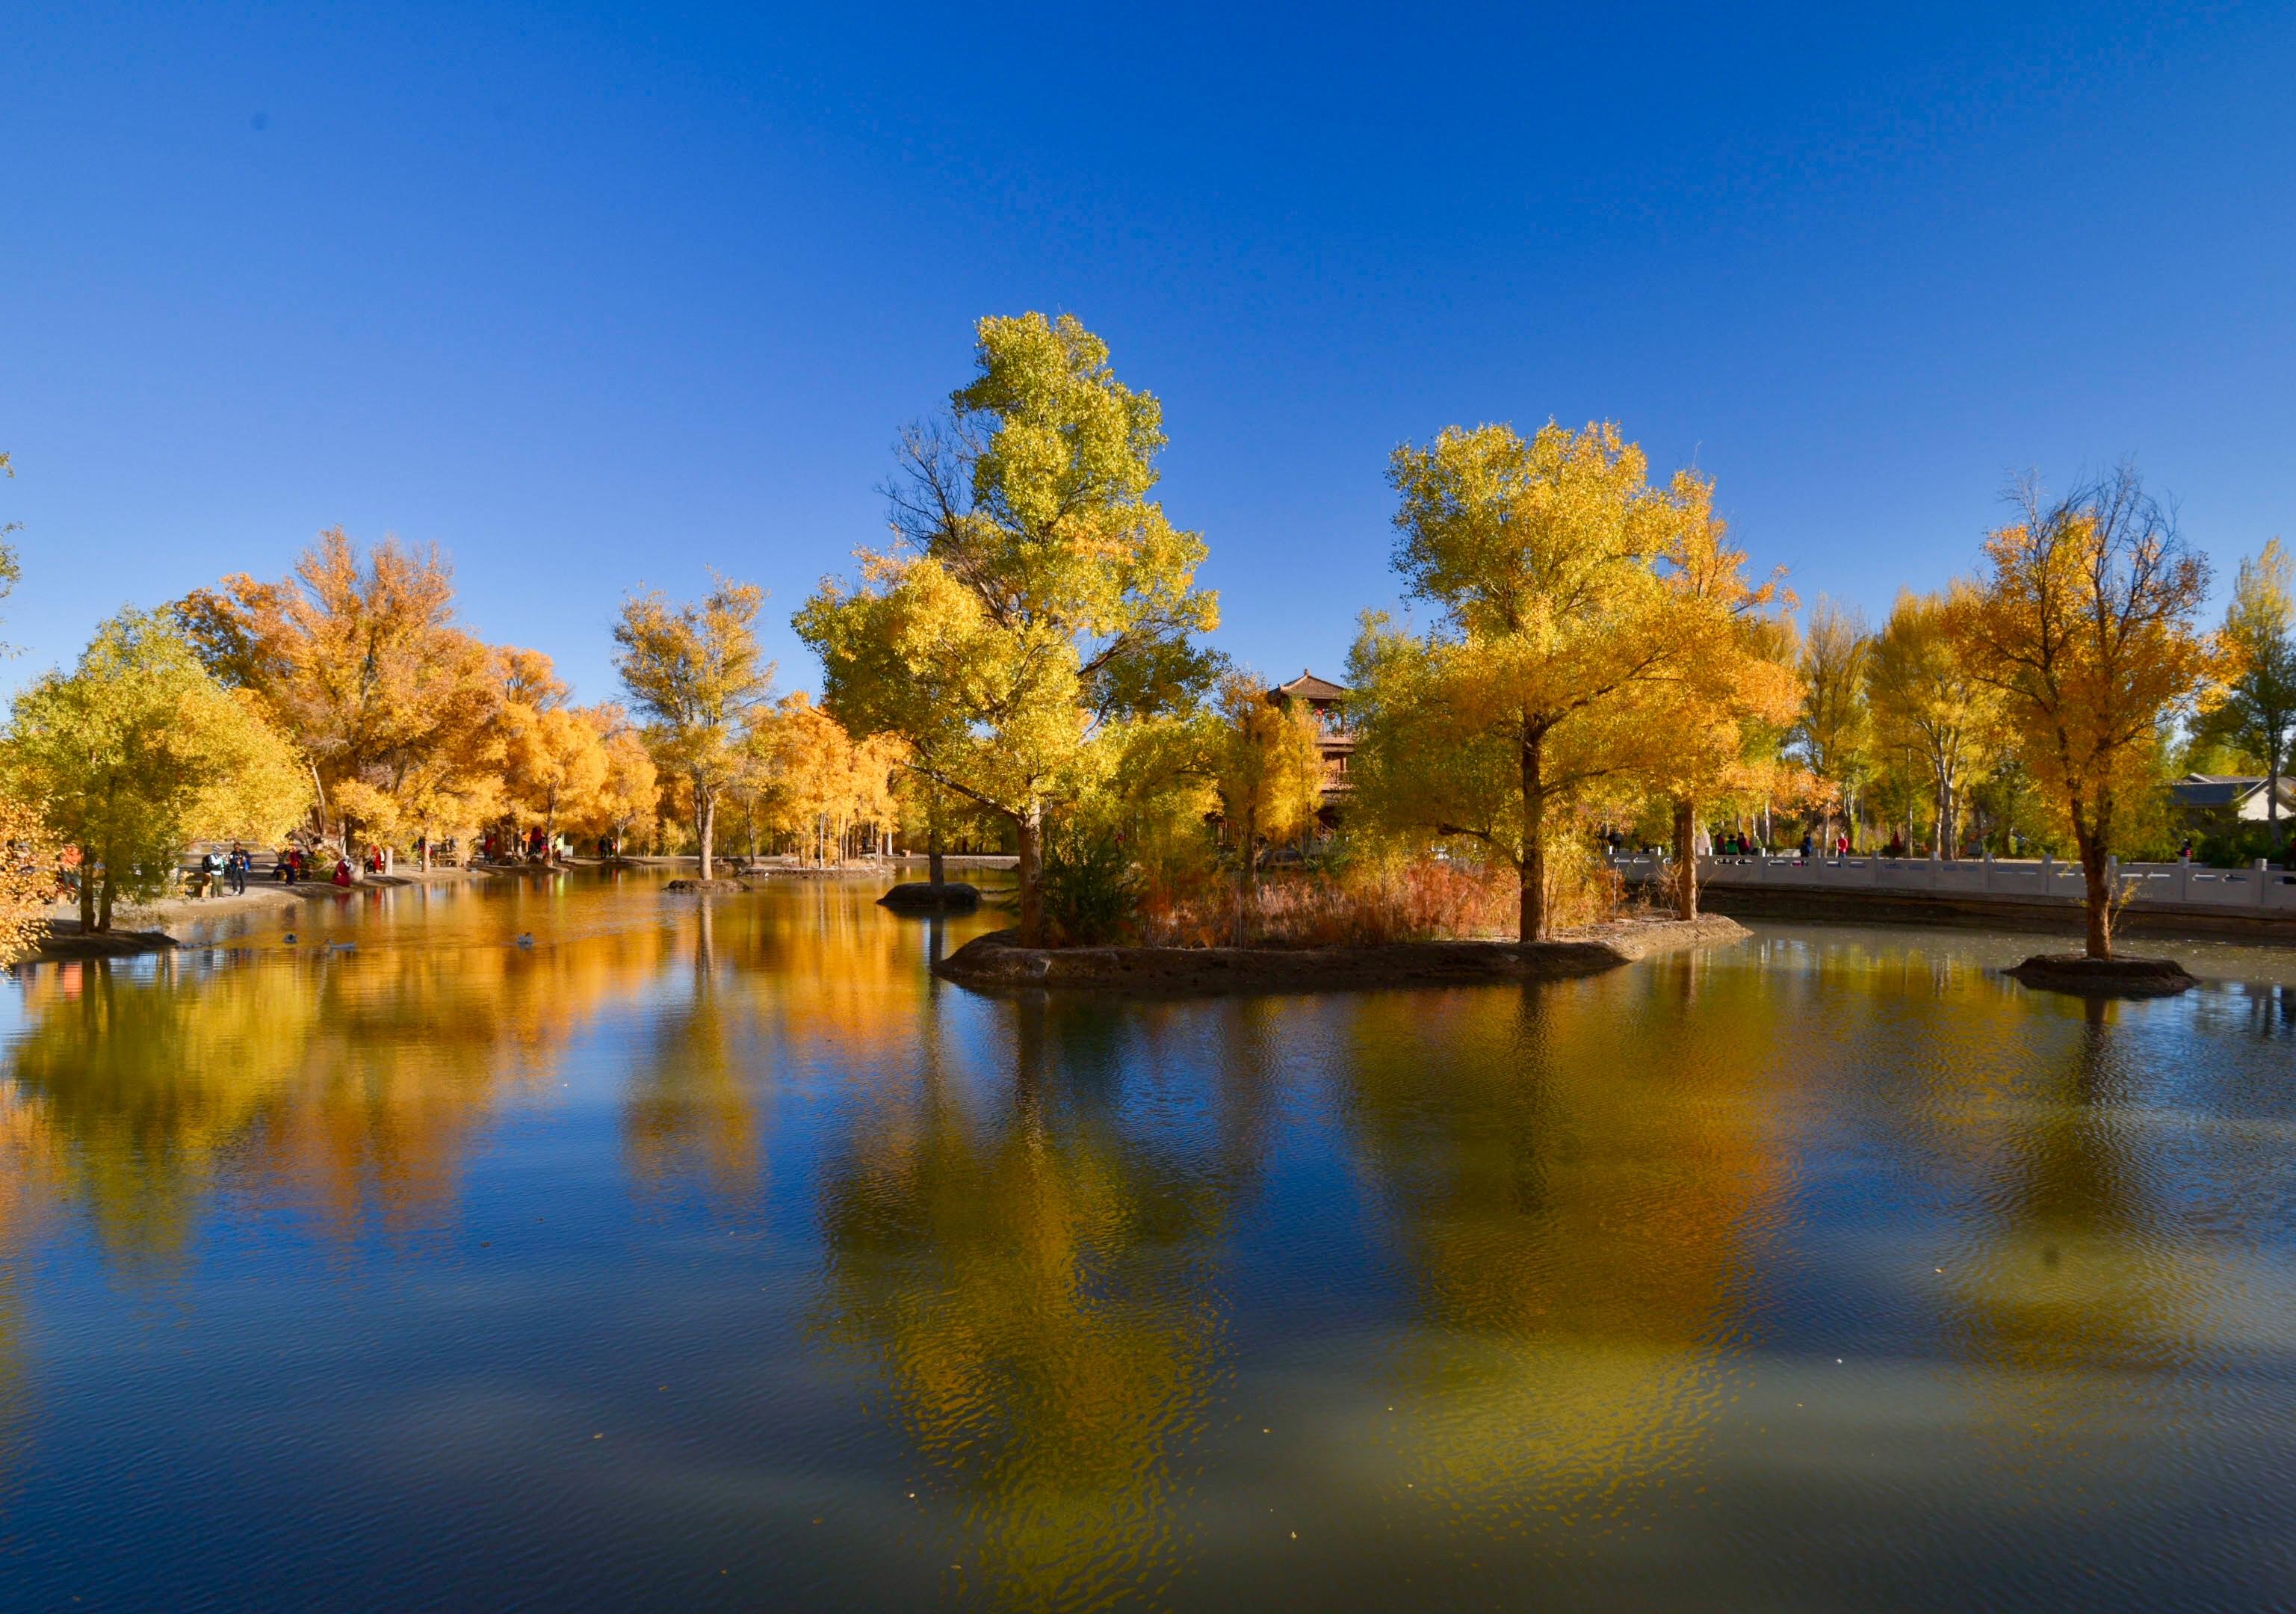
[
  {"x1": 574, "y1": 705, "x2": 658, "y2": 853},
  {"x1": 1210, "y1": 669, "x2": 1324, "y2": 944},
  {"x1": 499, "y1": 702, "x2": 609, "y2": 857},
  {"x1": 1866, "y1": 589, "x2": 1999, "y2": 858},
  {"x1": 746, "y1": 693, "x2": 905, "y2": 864},
  {"x1": 1349, "y1": 421, "x2": 1686, "y2": 941},
  {"x1": 611, "y1": 577, "x2": 773, "y2": 879},
  {"x1": 0, "y1": 797, "x2": 55, "y2": 965},
  {"x1": 1947, "y1": 467, "x2": 2218, "y2": 958},
  {"x1": 176, "y1": 528, "x2": 501, "y2": 853},
  {"x1": 1786, "y1": 598, "x2": 1873, "y2": 848},
  {"x1": 1636, "y1": 474, "x2": 1801, "y2": 918},
  {"x1": 796, "y1": 313, "x2": 1219, "y2": 943}
]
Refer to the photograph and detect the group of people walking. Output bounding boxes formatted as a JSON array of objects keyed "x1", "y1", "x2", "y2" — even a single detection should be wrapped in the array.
[{"x1": 194, "y1": 845, "x2": 253, "y2": 897}]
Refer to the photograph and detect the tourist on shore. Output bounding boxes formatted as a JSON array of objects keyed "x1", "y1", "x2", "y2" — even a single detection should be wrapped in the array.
[
  {"x1": 332, "y1": 856, "x2": 353, "y2": 887},
  {"x1": 229, "y1": 844, "x2": 248, "y2": 894}
]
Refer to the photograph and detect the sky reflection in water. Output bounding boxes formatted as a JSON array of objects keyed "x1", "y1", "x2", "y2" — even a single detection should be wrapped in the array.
[{"x1": 1, "y1": 874, "x2": 2292, "y2": 1610}]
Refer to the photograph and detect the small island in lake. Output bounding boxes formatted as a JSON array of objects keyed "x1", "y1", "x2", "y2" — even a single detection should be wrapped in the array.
[{"x1": 933, "y1": 913, "x2": 1746, "y2": 996}]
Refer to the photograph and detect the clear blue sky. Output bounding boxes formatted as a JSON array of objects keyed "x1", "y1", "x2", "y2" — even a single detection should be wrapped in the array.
[{"x1": 7, "y1": 2, "x2": 2293, "y2": 704}]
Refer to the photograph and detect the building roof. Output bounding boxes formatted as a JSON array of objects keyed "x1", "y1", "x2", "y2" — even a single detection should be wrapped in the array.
[
  {"x1": 1270, "y1": 670, "x2": 1350, "y2": 702},
  {"x1": 2172, "y1": 773, "x2": 2296, "y2": 808}
]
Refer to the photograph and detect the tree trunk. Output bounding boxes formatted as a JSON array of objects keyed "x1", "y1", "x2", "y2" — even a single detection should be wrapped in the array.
[
  {"x1": 2270, "y1": 740, "x2": 2283, "y2": 855},
  {"x1": 2075, "y1": 821, "x2": 2112, "y2": 961},
  {"x1": 927, "y1": 818, "x2": 944, "y2": 890},
  {"x1": 1518, "y1": 732, "x2": 1547, "y2": 943},
  {"x1": 79, "y1": 861, "x2": 96, "y2": 930},
  {"x1": 1015, "y1": 807, "x2": 1043, "y2": 946},
  {"x1": 1233, "y1": 805, "x2": 1257, "y2": 948},
  {"x1": 696, "y1": 785, "x2": 717, "y2": 880},
  {"x1": 97, "y1": 871, "x2": 117, "y2": 934},
  {"x1": 1672, "y1": 797, "x2": 1699, "y2": 920}
]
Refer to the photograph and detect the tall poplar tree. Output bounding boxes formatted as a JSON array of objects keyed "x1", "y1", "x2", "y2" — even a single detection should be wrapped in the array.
[
  {"x1": 612, "y1": 576, "x2": 773, "y2": 880},
  {"x1": 176, "y1": 528, "x2": 503, "y2": 850},
  {"x1": 1787, "y1": 599, "x2": 1873, "y2": 849},
  {"x1": 1865, "y1": 589, "x2": 1998, "y2": 859},
  {"x1": 796, "y1": 312, "x2": 1219, "y2": 944},
  {"x1": 1636, "y1": 474, "x2": 1801, "y2": 918},
  {"x1": 1348, "y1": 421, "x2": 1683, "y2": 942},
  {"x1": 1947, "y1": 466, "x2": 2216, "y2": 959}
]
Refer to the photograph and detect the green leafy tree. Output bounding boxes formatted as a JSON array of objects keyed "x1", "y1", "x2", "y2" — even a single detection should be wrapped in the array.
[
  {"x1": 797, "y1": 313, "x2": 1219, "y2": 944},
  {"x1": 611, "y1": 577, "x2": 774, "y2": 880},
  {"x1": 2197, "y1": 537, "x2": 2296, "y2": 847},
  {"x1": 5, "y1": 609, "x2": 309, "y2": 930}
]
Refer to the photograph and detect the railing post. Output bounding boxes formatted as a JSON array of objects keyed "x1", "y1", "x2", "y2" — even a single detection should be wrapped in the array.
[
  {"x1": 2042, "y1": 850, "x2": 2055, "y2": 904},
  {"x1": 2260, "y1": 857, "x2": 2273, "y2": 909},
  {"x1": 2178, "y1": 851, "x2": 2191, "y2": 906}
]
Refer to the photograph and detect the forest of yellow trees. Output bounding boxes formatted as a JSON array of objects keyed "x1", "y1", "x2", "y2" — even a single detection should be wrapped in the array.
[{"x1": 1, "y1": 314, "x2": 2291, "y2": 961}]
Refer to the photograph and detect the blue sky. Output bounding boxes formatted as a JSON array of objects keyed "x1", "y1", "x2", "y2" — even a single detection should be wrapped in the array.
[{"x1": 7, "y1": 2, "x2": 2293, "y2": 703}]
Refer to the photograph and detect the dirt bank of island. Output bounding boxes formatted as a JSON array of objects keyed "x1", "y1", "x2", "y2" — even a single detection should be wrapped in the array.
[{"x1": 932, "y1": 912, "x2": 1748, "y2": 996}]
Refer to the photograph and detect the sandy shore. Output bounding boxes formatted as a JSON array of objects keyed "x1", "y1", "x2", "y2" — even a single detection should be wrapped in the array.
[{"x1": 31, "y1": 866, "x2": 495, "y2": 956}]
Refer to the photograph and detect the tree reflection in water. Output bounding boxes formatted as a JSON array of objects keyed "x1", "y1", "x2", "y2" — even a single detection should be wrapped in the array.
[
  {"x1": 1338, "y1": 957, "x2": 1792, "y2": 1544},
  {"x1": 812, "y1": 992, "x2": 1246, "y2": 1610},
  {"x1": 3, "y1": 920, "x2": 669, "y2": 1261}
]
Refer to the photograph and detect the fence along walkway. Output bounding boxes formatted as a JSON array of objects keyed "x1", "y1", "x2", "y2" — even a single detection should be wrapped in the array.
[{"x1": 1609, "y1": 852, "x2": 2296, "y2": 915}]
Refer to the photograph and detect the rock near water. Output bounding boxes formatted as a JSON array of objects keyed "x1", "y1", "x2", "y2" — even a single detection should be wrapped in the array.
[
  {"x1": 878, "y1": 881, "x2": 982, "y2": 913},
  {"x1": 2006, "y1": 953, "x2": 2197, "y2": 998}
]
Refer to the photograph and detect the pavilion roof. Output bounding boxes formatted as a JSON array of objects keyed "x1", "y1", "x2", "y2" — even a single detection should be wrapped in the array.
[{"x1": 1270, "y1": 670, "x2": 1350, "y2": 702}]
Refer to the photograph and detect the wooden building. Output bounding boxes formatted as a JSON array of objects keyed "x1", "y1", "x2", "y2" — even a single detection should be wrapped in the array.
[{"x1": 1269, "y1": 670, "x2": 1355, "y2": 829}]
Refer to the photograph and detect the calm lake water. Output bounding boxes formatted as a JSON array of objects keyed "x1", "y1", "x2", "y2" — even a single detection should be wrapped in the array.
[{"x1": 1, "y1": 872, "x2": 2294, "y2": 1611}]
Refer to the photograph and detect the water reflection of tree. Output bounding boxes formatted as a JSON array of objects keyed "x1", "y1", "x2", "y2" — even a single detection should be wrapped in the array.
[
  {"x1": 619, "y1": 894, "x2": 974, "y2": 1200},
  {"x1": 1339, "y1": 963, "x2": 1789, "y2": 1539},
  {"x1": 1933, "y1": 996, "x2": 2212, "y2": 1472},
  {"x1": 622, "y1": 902, "x2": 763, "y2": 1199},
  {"x1": 0, "y1": 1084, "x2": 61, "y2": 1500},
  {"x1": 4, "y1": 926, "x2": 663, "y2": 1262},
  {"x1": 813, "y1": 995, "x2": 1242, "y2": 1610}
]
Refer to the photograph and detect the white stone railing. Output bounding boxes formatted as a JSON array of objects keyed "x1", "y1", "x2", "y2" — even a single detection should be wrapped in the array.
[{"x1": 1607, "y1": 852, "x2": 2296, "y2": 914}]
